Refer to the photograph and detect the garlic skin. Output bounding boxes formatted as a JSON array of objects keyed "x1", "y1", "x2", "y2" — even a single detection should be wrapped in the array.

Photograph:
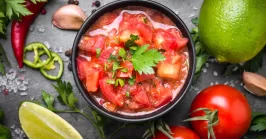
[
  {"x1": 243, "y1": 71, "x2": 266, "y2": 96},
  {"x1": 52, "y1": 4, "x2": 87, "y2": 30}
]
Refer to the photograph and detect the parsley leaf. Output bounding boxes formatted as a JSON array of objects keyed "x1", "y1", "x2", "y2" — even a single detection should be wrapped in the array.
[
  {"x1": 5, "y1": 0, "x2": 33, "y2": 19},
  {"x1": 125, "y1": 34, "x2": 139, "y2": 48},
  {"x1": 0, "y1": 13, "x2": 4, "y2": 34},
  {"x1": 191, "y1": 17, "x2": 199, "y2": 26},
  {"x1": 53, "y1": 80, "x2": 78, "y2": 111},
  {"x1": 131, "y1": 44, "x2": 165, "y2": 75},
  {"x1": 250, "y1": 112, "x2": 266, "y2": 132},
  {"x1": 0, "y1": 109, "x2": 4, "y2": 123},
  {"x1": 128, "y1": 77, "x2": 135, "y2": 85},
  {"x1": 119, "y1": 48, "x2": 126, "y2": 59},
  {"x1": 41, "y1": 90, "x2": 55, "y2": 111},
  {"x1": 0, "y1": 108, "x2": 11, "y2": 139},
  {"x1": 115, "y1": 78, "x2": 125, "y2": 87},
  {"x1": 106, "y1": 79, "x2": 115, "y2": 84},
  {"x1": 0, "y1": 44, "x2": 10, "y2": 74},
  {"x1": 96, "y1": 48, "x2": 101, "y2": 58}
]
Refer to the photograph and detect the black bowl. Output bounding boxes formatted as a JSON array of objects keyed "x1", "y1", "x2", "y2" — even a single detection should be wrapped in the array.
[{"x1": 72, "y1": 0, "x2": 196, "y2": 122}]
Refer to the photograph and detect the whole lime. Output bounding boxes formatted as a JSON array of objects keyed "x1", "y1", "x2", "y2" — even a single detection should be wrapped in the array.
[{"x1": 199, "y1": 0, "x2": 266, "y2": 63}]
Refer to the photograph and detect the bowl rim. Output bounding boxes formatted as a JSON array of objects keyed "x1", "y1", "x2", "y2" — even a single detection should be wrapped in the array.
[{"x1": 71, "y1": 0, "x2": 196, "y2": 122}]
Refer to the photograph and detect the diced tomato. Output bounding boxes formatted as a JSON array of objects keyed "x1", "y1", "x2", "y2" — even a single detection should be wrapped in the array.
[
  {"x1": 150, "y1": 84, "x2": 172, "y2": 108},
  {"x1": 98, "y1": 47, "x2": 115, "y2": 62},
  {"x1": 157, "y1": 62, "x2": 181, "y2": 80},
  {"x1": 136, "y1": 72, "x2": 155, "y2": 83},
  {"x1": 133, "y1": 89, "x2": 151, "y2": 107},
  {"x1": 163, "y1": 50, "x2": 181, "y2": 64},
  {"x1": 78, "y1": 36, "x2": 106, "y2": 54},
  {"x1": 99, "y1": 77, "x2": 124, "y2": 107},
  {"x1": 136, "y1": 23, "x2": 153, "y2": 42},
  {"x1": 153, "y1": 29, "x2": 187, "y2": 50},
  {"x1": 117, "y1": 61, "x2": 134, "y2": 78},
  {"x1": 103, "y1": 102, "x2": 117, "y2": 112},
  {"x1": 85, "y1": 68, "x2": 101, "y2": 92},
  {"x1": 127, "y1": 100, "x2": 142, "y2": 110},
  {"x1": 77, "y1": 56, "x2": 90, "y2": 81}
]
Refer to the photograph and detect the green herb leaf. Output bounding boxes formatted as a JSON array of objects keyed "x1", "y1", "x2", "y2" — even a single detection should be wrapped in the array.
[
  {"x1": 119, "y1": 48, "x2": 126, "y2": 59},
  {"x1": 30, "y1": 0, "x2": 47, "y2": 4},
  {"x1": 53, "y1": 80, "x2": 78, "y2": 111},
  {"x1": 120, "y1": 68, "x2": 128, "y2": 73},
  {"x1": 191, "y1": 17, "x2": 199, "y2": 26},
  {"x1": 96, "y1": 48, "x2": 101, "y2": 58},
  {"x1": 125, "y1": 91, "x2": 130, "y2": 97},
  {"x1": 106, "y1": 79, "x2": 115, "y2": 84},
  {"x1": 143, "y1": 18, "x2": 147, "y2": 24},
  {"x1": 250, "y1": 112, "x2": 266, "y2": 132},
  {"x1": 115, "y1": 78, "x2": 125, "y2": 87},
  {"x1": 41, "y1": 90, "x2": 55, "y2": 111},
  {"x1": 131, "y1": 44, "x2": 165, "y2": 75},
  {"x1": 0, "y1": 124, "x2": 12, "y2": 139},
  {"x1": 125, "y1": 34, "x2": 139, "y2": 48},
  {"x1": 108, "y1": 55, "x2": 118, "y2": 62},
  {"x1": 196, "y1": 54, "x2": 209, "y2": 74},
  {"x1": 5, "y1": 0, "x2": 33, "y2": 19},
  {"x1": 243, "y1": 49, "x2": 264, "y2": 72},
  {"x1": 0, "y1": 44, "x2": 10, "y2": 74},
  {"x1": 128, "y1": 76, "x2": 135, "y2": 85},
  {"x1": 112, "y1": 61, "x2": 121, "y2": 71}
]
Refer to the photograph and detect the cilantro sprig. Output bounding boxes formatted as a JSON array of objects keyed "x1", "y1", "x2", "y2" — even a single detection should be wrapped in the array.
[
  {"x1": 40, "y1": 80, "x2": 128, "y2": 139},
  {"x1": 131, "y1": 44, "x2": 165, "y2": 75},
  {"x1": 250, "y1": 112, "x2": 266, "y2": 132}
]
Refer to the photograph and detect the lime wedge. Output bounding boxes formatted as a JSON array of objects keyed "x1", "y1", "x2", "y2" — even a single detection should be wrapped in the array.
[{"x1": 19, "y1": 102, "x2": 83, "y2": 139}]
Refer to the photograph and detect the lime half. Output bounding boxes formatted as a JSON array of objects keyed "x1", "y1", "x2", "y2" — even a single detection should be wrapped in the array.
[{"x1": 19, "y1": 102, "x2": 83, "y2": 139}]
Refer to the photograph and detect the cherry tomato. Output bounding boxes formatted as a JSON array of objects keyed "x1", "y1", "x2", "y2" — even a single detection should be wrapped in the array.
[
  {"x1": 189, "y1": 85, "x2": 252, "y2": 139},
  {"x1": 153, "y1": 126, "x2": 200, "y2": 139}
]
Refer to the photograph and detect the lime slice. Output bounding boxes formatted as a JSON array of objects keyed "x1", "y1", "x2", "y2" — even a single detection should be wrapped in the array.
[{"x1": 19, "y1": 102, "x2": 83, "y2": 139}]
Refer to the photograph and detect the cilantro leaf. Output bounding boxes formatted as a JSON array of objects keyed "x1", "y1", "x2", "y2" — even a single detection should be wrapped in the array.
[
  {"x1": 30, "y1": 0, "x2": 47, "y2": 4},
  {"x1": 96, "y1": 48, "x2": 101, "y2": 58},
  {"x1": 106, "y1": 79, "x2": 115, "y2": 84},
  {"x1": 115, "y1": 78, "x2": 125, "y2": 87},
  {"x1": 5, "y1": 0, "x2": 33, "y2": 19},
  {"x1": 131, "y1": 44, "x2": 165, "y2": 75},
  {"x1": 125, "y1": 34, "x2": 139, "y2": 48},
  {"x1": 0, "y1": 124, "x2": 11, "y2": 139},
  {"x1": 0, "y1": 13, "x2": 4, "y2": 34},
  {"x1": 191, "y1": 17, "x2": 199, "y2": 26},
  {"x1": 128, "y1": 77, "x2": 135, "y2": 85},
  {"x1": 41, "y1": 90, "x2": 55, "y2": 111},
  {"x1": 250, "y1": 112, "x2": 266, "y2": 132},
  {"x1": 53, "y1": 80, "x2": 78, "y2": 111},
  {"x1": 119, "y1": 48, "x2": 126, "y2": 59}
]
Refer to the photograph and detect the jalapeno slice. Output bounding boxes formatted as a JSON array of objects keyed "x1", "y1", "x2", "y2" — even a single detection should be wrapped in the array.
[
  {"x1": 23, "y1": 42, "x2": 52, "y2": 68},
  {"x1": 40, "y1": 52, "x2": 64, "y2": 80}
]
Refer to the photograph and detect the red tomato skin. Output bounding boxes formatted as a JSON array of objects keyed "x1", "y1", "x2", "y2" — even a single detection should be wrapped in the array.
[
  {"x1": 136, "y1": 73, "x2": 155, "y2": 83},
  {"x1": 190, "y1": 85, "x2": 251, "y2": 139},
  {"x1": 153, "y1": 126, "x2": 200, "y2": 139}
]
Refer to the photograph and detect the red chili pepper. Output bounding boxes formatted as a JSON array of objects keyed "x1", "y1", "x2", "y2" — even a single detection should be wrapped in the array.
[{"x1": 11, "y1": 0, "x2": 47, "y2": 68}]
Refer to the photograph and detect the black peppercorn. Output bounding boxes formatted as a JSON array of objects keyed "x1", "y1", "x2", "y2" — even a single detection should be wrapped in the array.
[
  {"x1": 68, "y1": 62, "x2": 72, "y2": 71},
  {"x1": 92, "y1": 9, "x2": 97, "y2": 14},
  {"x1": 65, "y1": 49, "x2": 72, "y2": 57},
  {"x1": 94, "y1": 0, "x2": 101, "y2": 7}
]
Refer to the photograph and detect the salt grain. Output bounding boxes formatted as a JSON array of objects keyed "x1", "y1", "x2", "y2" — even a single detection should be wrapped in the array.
[
  {"x1": 215, "y1": 81, "x2": 219, "y2": 85},
  {"x1": 202, "y1": 68, "x2": 207, "y2": 73},
  {"x1": 36, "y1": 25, "x2": 46, "y2": 33},
  {"x1": 44, "y1": 41, "x2": 51, "y2": 49},
  {"x1": 205, "y1": 63, "x2": 209, "y2": 68},
  {"x1": 10, "y1": 125, "x2": 15, "y2": 129},
  {"x1": 193, "y1": 6, "x2": 198, "y2": 10},
  {"x1": 30, "y1": 96, "x2": 35, "y2": 101},
  {"x1": 213, "y1": 71, "x2": 218, "y2": 76},
  {"x1": 210, "y1": 82, "x2": 214, "y2": 86},
  {"x1": 14, "y1": 128, "x2": 20, "y2": 135},
  {"x1": 20, "y1": 92, "x2": 28, "y2": 96},
  {"x1": 18, "y1": 84, "x2": 27, "y2": 91}
]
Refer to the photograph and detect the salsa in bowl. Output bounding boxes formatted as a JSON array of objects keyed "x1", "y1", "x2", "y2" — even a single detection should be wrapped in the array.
[{"x1": 72, "y1": 0, "x2": 195, "y2": 122}]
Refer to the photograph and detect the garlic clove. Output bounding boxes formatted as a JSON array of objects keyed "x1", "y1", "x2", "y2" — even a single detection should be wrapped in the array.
[
  {"x1": 243, "y1": 71, "x2": 266, "y2": 96},
  {"x1": 52, "y1": 4, "x2": 87, "y2": 30}
]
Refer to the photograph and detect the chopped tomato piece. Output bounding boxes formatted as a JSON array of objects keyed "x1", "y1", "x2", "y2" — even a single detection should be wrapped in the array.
[
  {"x1": 98, "y1": 47, "x2": 115, "y2": 62},
  {"x1": 77, "y1": 56, "x2": 88, "y2": 81},
  {"x1": 136, "y1": 23, "x2": 153, "y2": 42},
  {"x1": 157, "y1": 62, "x2": 181, "y2": 80},
  {"x1": 103, "y1": 102, "x2": 117, "y2": 112},
  {"x1": 153, "y1": 29, "x2": 187, "y2": 50},
  {"x1": 136, "y1": 73, "x2": 155, "y2": 83},
  {"x1": 133, "y1": 89, "x2": 151, "y2": 107},
  {"x1": 117, "y1": 61, "x2": 134, "y2": 78},
  {"x1": 150, "y1": 84, "x2": 172, "y2": 108},
  {"x1": 99, "y1": 77, "x2": 124, "y2": 107},
  {"x1": 78, "y1": 36, "x2": 106, "y2": 54},
  {"x1": 85, "y1": 68, "x2": 101, "y2": 92}
]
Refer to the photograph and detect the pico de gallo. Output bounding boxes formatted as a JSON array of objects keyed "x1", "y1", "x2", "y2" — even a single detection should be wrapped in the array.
[{"x1": 77, "y1": 6, "x2": 189, "y2": 114}]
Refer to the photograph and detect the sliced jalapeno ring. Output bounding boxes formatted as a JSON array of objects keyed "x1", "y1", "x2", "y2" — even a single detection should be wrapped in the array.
[
  {"x1": 40, "y1": 52, "x2": 64, "y2": 80},
  {"x1": 23, "y1": 42, "x2": 52, "y2": 68}
]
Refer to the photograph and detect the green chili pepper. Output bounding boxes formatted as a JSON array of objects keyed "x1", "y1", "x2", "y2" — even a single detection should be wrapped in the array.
[
  {"x1": 40, "y1": 52, "x2": 64, "y2": 80},
  {"x1": 23, "y1": 42, "x2": 52, "y2": 68}
]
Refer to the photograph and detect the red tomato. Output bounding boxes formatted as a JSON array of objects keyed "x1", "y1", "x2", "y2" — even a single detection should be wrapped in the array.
[
  {"x1": 98, "y1": 47, "x2": 115, "y2": 63},
  {"x1": 85, "y1": 68, "x2": 101, "y2": 92},
  {"x1": 153, "y1": 126, "x2": 200, "y2": 139},
  {"x1": 77, "y1": 56, "x2": 88, "y2": 81},
  {"x1": 117, "y1": 61, "x2": 134, "y2": 78},
  {"x1": 78, "y1": 36, "x2": 106, "y2": 54},
  {"x1": 189, "y1": 85, "x2": 251, "y2": 139},
  {"x1": 136, "y1": 72, "x2": 155, "y2": 83},
  {"x1": 153, "y1": 29, "x2": 187, "y2": 50},
  {"x1": 99, "y1": 77, "x2": 124, "y2": 107},
  {"x1": 132, "y1": 87, "x2": 151, "y2": 107},
  {"x1": 150, "y1": 82, "x2": 172, "y2": 108}
]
